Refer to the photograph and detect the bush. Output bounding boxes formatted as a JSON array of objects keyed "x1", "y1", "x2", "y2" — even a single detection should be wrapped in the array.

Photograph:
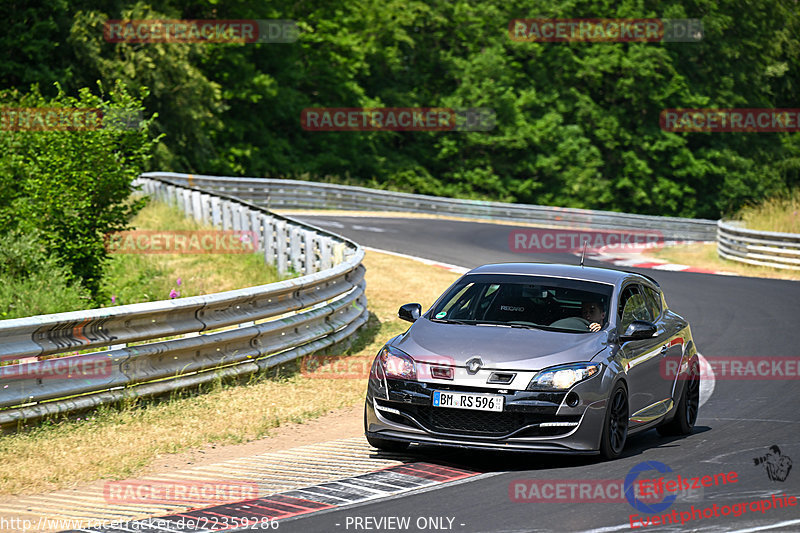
[
  {"x1": 0, "y1": 82, "x2": 159, "y2": 299},
  {"x1": 0, "y1": 230, "x2": 91, "y2": 319}
]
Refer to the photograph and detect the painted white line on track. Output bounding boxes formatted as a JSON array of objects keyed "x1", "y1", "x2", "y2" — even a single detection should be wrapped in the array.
[
  {"x1": 364, "y1": 247, "x2": 470, "y2": 274},
  {"x1": 698, "y1": 417, "x2": 800, "y2": 425},
  {"x1": 584, "y1": 523, "x2": 634, "y2": 533},
  {"x1": 305, "y1": 219, "x2": 345, "y2": 228},
  {"x1": 651, "y1": 263, "x2": 693, "y2": 271},
  {"x1": 351, "y1": 224, "x2": 387, "y2": 232},
  {"x1": 728, "y1": 519, "x2": 800, "y2": 532}
]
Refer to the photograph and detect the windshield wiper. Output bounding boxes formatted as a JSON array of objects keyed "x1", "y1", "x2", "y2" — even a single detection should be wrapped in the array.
[
  {"x1": 473, "y1": 321, "x2": 563, "y2": 332},
  {"x1": 506, "y1": 323, "x2": 548, "y2": 330},
  {"x1": 429, "y1": 318, "x2": 473, "y2": 325}
]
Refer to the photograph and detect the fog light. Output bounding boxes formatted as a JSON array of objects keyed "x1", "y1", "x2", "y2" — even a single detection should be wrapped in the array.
[{"x1": 566, "y1": 392, "x2": 580, "y2": 407}]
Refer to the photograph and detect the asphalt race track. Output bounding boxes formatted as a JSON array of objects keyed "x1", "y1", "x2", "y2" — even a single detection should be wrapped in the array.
[{"x1": 274, "y1": 215, "x2": 800, "y2": 533}]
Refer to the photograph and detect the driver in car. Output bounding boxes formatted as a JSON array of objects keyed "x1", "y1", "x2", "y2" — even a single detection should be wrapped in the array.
[{"x1": 581, "y1": 300, "x2": 606, "y2": 332}]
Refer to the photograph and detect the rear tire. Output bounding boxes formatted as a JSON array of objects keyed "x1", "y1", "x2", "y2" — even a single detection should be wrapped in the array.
[
  {"x1": 364, "y1": 404, "x2": 410, "y2": 452},
  {"x1": 657, "y1": 366, "x2": 699, "y2": 436},
  {"x1": 599, "y1": 383, "x2": 629, "y2": 460}
]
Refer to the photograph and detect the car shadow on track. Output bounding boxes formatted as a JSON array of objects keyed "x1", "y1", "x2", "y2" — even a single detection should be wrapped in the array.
[{"x1": 366, "y1": 425, "x2": 712, "y2": 473}]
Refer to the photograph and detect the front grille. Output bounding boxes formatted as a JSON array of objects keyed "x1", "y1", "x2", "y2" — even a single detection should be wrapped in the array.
[
  {"x1": 397, "y1": 405, "x2": 579, "y2": 437},
  {"x1": 429, "y1": 407, "x2": 527, "y2": 435}
]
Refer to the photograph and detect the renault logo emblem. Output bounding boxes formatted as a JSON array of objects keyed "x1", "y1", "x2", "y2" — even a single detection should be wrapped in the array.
[{"x1": 466, "y1": 357, "x2": 483, "y2": 374}]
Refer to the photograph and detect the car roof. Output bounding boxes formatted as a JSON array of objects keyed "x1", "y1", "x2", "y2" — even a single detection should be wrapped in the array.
[{"x1": 464, "y1": 262, "x2": 659, "y2": 287}]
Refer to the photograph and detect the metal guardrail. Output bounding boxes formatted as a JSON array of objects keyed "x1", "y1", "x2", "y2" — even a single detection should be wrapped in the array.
[
  {"x1": 0, "y1": 177, "x2": 368, "y2": 426},
  {"x1": 142, "y1": 172, "x2": 718, "y2": 242},
  {"x1": 717, "y1": 220, "x2": 800, "y2": 271}
]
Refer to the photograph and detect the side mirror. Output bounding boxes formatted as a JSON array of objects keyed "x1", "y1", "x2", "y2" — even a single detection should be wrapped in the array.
[
  {"x1": 620, "y1": 320, "x2": 657, "y2": 342},
  {"x1": 398, "y1": 303, "x2": 422, "y2": 323}
]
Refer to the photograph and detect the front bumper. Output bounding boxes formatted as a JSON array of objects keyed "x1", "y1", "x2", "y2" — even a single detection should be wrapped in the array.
[{"x1": 365, "y1": 375, "x2": 610, "y2": 453}]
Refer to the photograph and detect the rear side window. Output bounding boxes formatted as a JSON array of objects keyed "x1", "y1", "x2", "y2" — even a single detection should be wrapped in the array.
[
  {"x1": 619, "y1": 284, "x2": 652, "y2": 331},
  {"x1": 642, "y1": 286, "x2": 662, "y2": 320}
]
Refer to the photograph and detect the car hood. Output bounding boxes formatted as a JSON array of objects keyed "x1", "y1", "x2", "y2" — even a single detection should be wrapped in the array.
[{"x1": 393, "y1": 318, "x2": 608, "y2": 371}]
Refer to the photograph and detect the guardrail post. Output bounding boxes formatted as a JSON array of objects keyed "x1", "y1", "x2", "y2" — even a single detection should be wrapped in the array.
[
  {"x1": 275, "y1": 220, "x2": 288, "y2": 274},
  {"x1": 303, "y1": 230, "x2": 316, "y2": 274},
  {"x1": 191, "y1": 190, "x2": 203, "y2": 223},
  {"x1": 290, "y1": 227, "x2": 302, "y2": 273},
  {"x1": 249, "y1": 211, "x2": 261, "y2": 250},
  {"x1": 200, "y1": 193, "x2": 212, "y2": 223},
  {"x1": 182, "y1": 189, "x2": 192, "y2": 215},
  {"x1": 166, "y1": 185, "x2": 176, "y2": 206},
  {"x1": 211, "y1": 196, "x2": 222, "y2": 227},
  {"x1": 222, "y1": 201, "x2": 232, "y2": 230},
  {"x1": 321, "y1": 239, "x2": 332, "y2": 270},
  {"x1": 260, "y1": 214, "x2": 274, "y2": 264},
  {"x1": 232, "y1": 205, "x2": 243, "y2": 231}
]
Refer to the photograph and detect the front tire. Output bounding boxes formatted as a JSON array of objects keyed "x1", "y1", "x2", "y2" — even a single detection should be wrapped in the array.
[
  {"x1": 657, "y1": 366, "x2": 699, "y2": 436},
  {"x1": 599, "y1": 383, "x2": 629, "y2": 460}
]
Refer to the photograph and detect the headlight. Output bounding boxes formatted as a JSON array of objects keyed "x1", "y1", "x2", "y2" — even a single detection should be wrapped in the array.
[
  {"x1": 528, "y1": 362, "x2": 602, "y2": 391},
  {"x1": 379, "y1": 346, "x2": 417, "y2": 380}
]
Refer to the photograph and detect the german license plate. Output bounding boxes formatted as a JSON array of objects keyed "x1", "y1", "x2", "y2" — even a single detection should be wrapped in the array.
[{"x1": 432, "y1": 390, "x2": 504, "y2": 412}]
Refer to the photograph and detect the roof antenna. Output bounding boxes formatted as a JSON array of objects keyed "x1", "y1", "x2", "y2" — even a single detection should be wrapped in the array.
[{"x1": 580, "y1": 239, "x2": 588, "y2": 268}]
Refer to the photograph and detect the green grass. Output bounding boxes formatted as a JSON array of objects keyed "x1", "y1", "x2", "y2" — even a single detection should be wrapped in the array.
[
  {"x1": 0, "y1": 231, "x2": 93, "y2": 320},
  {"x1": 0, "y1": 250, "x2": 461, "y2": 496},
  {"x1": 99, "y1": 199, "x2": 289, "y2": 307}
]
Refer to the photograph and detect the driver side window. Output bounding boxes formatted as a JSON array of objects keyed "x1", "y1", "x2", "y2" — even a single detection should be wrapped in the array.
[{"x1": 619, "y1": 285, "x2": 652, "y2": 332}]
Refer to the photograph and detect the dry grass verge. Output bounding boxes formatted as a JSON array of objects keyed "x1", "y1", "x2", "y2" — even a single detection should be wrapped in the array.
[
  {"x1": 644, "y1": 243, "x2": 800, "y2": 281},
  {"x1": 736, "y1": 189, "x2": 800, "y2": 234},
  {"x1": 100, "y1": 199, "x2": 288, "y2": 306},
  {"x1": 0, "y1": 250, "x2": 459, "y2": 496}
]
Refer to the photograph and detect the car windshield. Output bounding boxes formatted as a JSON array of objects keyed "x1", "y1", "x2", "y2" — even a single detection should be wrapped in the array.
[{"x1": 428, "y1": 274, "x2": 613, "y2": 333}]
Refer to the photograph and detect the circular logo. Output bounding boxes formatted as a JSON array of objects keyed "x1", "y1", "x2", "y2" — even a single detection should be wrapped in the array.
[{"x1": 624, "y1": 460, "x2": 677, "y2": 513}]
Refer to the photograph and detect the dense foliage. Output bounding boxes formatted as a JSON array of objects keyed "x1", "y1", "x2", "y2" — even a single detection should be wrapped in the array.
[
  {"x1": 0, "y1": 83, "x2": 157, "y2": 306},
  {"x1": 2, "y1": 0, "x2": 799, "y2": 223}
]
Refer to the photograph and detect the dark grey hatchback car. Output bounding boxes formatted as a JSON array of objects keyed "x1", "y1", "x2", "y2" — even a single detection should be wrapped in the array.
[{"x1": 364, "y1": 263, "x2": 700, "y2": 459}]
